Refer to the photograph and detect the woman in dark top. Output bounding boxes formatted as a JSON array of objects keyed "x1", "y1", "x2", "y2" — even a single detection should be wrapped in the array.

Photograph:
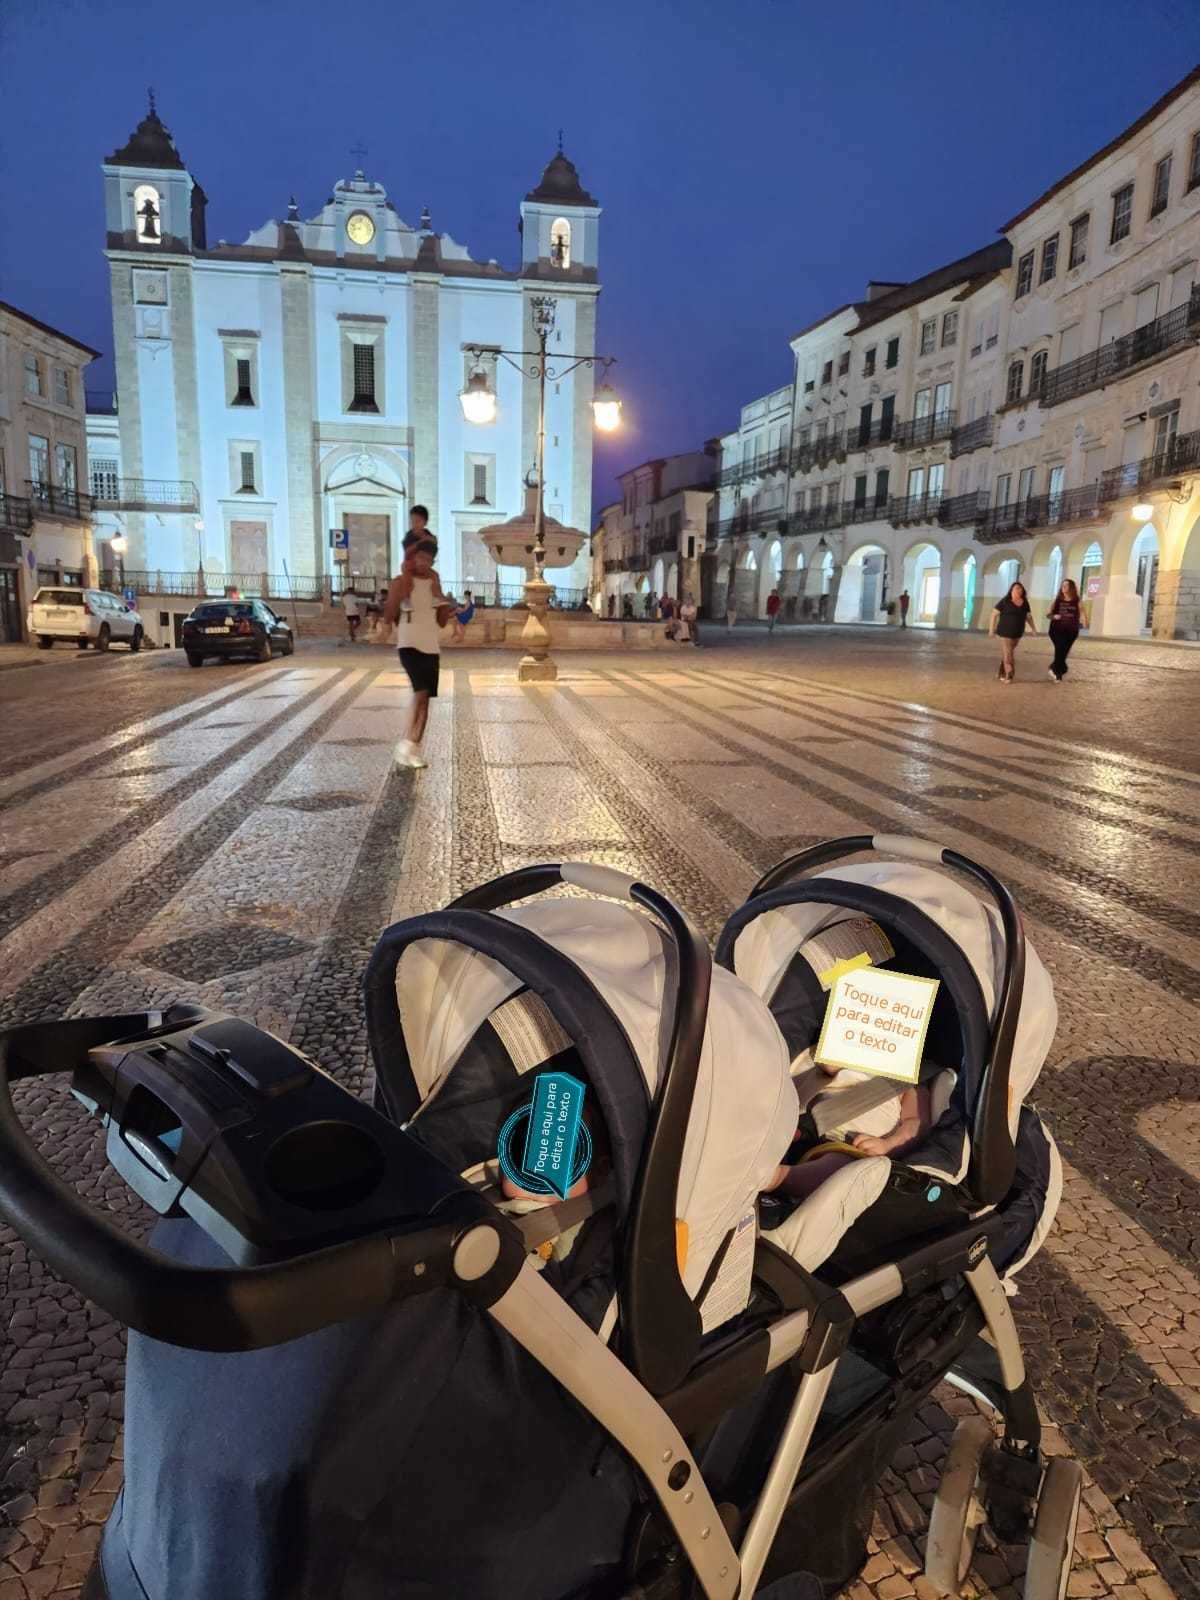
[
  {"x1": 989, "y1": 580, "x2": 1035, "y2": 683},
  {"x1": 1046, "y1": 578, "x2": 1083, "y2": 682}
]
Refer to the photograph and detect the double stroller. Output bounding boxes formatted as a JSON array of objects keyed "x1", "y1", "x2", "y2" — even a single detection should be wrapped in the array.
[{"x1": 0, "y1": 835, "x2": 1077, "y2": 1600}]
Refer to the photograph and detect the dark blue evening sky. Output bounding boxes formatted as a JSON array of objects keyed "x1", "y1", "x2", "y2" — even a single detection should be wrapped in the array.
[{"x1": 2, "y1": 0, "x2": 1199, "y2": 514}]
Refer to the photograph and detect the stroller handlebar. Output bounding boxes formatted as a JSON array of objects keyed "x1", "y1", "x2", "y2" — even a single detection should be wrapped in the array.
[{"x1": 0, "y1": 1014, "x2": 508, "y2": 1352}]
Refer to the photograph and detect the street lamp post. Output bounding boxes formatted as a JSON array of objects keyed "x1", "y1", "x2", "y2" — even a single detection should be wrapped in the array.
[{"x1": 461, "y1": 294, "x2": 619, "y2": 681}]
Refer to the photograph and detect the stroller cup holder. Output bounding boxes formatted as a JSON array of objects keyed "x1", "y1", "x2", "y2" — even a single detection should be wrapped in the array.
[{"x1": 0, "y1": 1006, "x2": 520, "y2": 1352}]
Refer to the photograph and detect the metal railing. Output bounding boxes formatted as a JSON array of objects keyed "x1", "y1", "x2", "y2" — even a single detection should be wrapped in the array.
[
  {"x1": 888, "y1": 492, "x2": 945, "y2": 526},
  {"x1": 950, "y1": 414, "x2": 994, "y2": 456},
  {"x1": 106, "y1": 570, "x2": 328, "y2": 601},
  {"x1": 792, "y1": 429, "x2": 846, "y2": 472},
  {"x1": 0, "y1": 494, "x2": 33, "y2": 533},
  {"x1": 847, "y1": 418, "x2": 896, "y2": 452},
  {"x1": 977, "y1": 483, "x2": 1102, "y2": 543},
  {"x1": 713, "y1": 510, "x2": 789, "y2": 541},
  {"x1": 893, "y1": 411, "x2": 956, "y2": 450},
  {"x1": 627, "y1": 548, "x2": 652, "y2": 572},
  {"x1": 719, "y1": 447, "x2": 790, "y2": 486},
  {"x1": 939, "y1": 490, "x2": 990, "y2": 528},
  {"x1": 603, "y1": 557, "x2": 625, "y2": 574},
  {"x1": 90, "y1": 477, "x2": 199, "y2": 512},
  {"x1": 26, "y1": 481, "x2": 91, "y2": 520},
  {"x1": 648, "y1": 532, "x2": 677, "y2": 555},
  {"x1": 1040, "y1": 290, "x2": 1200, "y2": 407},
  {"x1": 1098, "y1": 429, "x2": 1200, "y2": 502}
]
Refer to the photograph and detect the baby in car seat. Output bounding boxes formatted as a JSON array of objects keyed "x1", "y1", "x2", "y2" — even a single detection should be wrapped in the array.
[
  {"x1": 762, "y1": 911, "x2": 933, "y2": 1202},
  {"x1": 494, "y1": 1099, "x2": 611, "y2": 1268}
]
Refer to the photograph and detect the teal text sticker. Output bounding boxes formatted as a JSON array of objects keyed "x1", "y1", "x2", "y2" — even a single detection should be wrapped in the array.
[{"x1": 519, "y1": 1071, "x2": 587, "y2": 1200}]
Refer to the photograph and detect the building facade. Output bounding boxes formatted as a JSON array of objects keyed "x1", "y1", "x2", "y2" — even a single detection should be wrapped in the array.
[
  {"x1": 596, "y1": 452, "x2": 714, "y2": 616},
  {"x1": 713, "y1": 66, "x2": 1200, "y2": 639},
  {"x1": 0, "y1": 302, "x2": 99, "y2": 641},
  {"x1": 99, "y1": 103, "x2": 602, "y2": 597}
]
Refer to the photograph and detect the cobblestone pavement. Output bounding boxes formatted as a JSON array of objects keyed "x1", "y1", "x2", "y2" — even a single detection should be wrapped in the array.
[{"x1": 0, "y1": 629, "x2": 1197, "y2": 1599}]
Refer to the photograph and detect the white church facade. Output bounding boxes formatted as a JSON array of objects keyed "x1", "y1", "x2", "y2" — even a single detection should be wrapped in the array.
[{"x1": 99, "y1": 103, "x2": 602, "y2": 595}]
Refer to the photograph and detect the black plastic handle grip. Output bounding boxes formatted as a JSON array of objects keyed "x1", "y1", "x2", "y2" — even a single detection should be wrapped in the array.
[{"x1": 0, "y1": 1022, "x2": 477, "y2": 1351}]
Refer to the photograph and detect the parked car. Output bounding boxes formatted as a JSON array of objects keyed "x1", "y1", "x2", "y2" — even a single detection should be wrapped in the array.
[
  {"x1": 181, "y1": 600, "x2": 294, "y2": 667},
  {"x1": 26, "y1": 587, "x2": 145, "y2": 652}
]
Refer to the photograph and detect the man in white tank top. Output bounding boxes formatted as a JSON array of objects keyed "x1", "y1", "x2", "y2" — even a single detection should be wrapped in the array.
[{"x1": 383, "y1": 540, "x2": 455, "y2": 768}]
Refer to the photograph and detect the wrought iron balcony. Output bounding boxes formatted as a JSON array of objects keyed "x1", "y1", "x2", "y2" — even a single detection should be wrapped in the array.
[
  {"x1": 938, "y1": 490, "x2": 990, "y2": 528},
  {"x1": 714, "y1": 510, "x2": 788, "y2": 541},
  {"x1": 719, "y1": 446, "x2": 791, "y2": 487},
  {"x1": 844, "y1": 499, "x2": 890, "y2": 526},
  {"x1": 892, "y1": 411, "x2": 956, "y2": 450},
  {"x1": 847, "y1": 418, "x2": 896, "y2": 452},
  {"x1": 0, "y1": 494, "x2": 33, "y2": 534},
  {"x1": 1098, "y1": 429, "x2": 1200, "y2": 502},
  {"x1": 26, "y1": 481, "x2": 92, "y2": 521},
  {"x1": 603, "y1": 557, "x2": 625, "y2": 574},
  {"x1": 950, "y1": 414, "x2": 994, "y2": 457},
  {"x1": 791, "y1": 430, "x2": 846, "y2": 473},
  {"x1": 89, "y1": 477, "x2": 199, "y2": 513},
  {"x1": 976, "y1": 483, "x2": 1102, "y2": 543},
  {"x1": 1040, "y1": 289, "x2": 1200, "y2": 407},
  {"x1": 789, "y1": 503, "x2": 842, "y2": 535},
  {"x1": 648, "y1": 532, "x2": 677, "y2": 555},
  {"x1": 888, "y1": 493, "x2": 945, "y2": 526}
]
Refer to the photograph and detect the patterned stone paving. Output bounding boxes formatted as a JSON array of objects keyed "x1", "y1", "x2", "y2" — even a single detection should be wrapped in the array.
[{"x1": 0, "y1": 629, "x2": 1197, "y2": 1598}]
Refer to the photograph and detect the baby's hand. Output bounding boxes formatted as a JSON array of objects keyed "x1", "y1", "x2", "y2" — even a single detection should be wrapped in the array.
[{"x1": 850, "y1": 1133, "x2": 890, "y2": 1156}]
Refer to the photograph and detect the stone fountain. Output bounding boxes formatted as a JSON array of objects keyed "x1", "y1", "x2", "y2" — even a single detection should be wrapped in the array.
[{"x1": 477, "y1": 485, "x2": 587, "y2": 681}]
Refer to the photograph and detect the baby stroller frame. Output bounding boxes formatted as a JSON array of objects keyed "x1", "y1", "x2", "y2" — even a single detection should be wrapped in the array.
[{"x1": 0, "y1": 840, "x2": 1073, "y2": 1600}]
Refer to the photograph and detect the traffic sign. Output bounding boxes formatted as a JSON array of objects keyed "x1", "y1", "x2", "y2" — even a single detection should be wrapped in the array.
[{"x1": 330, "y1": 528, "x2": 349, "y2": 550}]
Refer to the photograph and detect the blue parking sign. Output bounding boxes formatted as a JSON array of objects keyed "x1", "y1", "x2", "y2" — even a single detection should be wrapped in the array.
[{"x1": 331, "y1": 528, "x2": 349, "y2": 550}]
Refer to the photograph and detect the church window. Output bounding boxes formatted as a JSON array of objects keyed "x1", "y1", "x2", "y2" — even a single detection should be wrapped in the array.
[
  {"x1": 349, "y1": 342, "x2": 379, "y2": 413},
  {"x1": 239, "y1": 451, "x2": 257, "y2": 493},
  {"x1": 472, "y1": 463, "x2": 488, "y2": 504},
  {"x1": 550, "y1": 218, "x2": 572, "y2": 269},
  {"x1": 234, "y1": 359, "x2": 254, "y2": 406},
  {"x1": 133, "y1": 184, "x2": 163, "y2": 245},
  {"x1": 91, "y1": 457, "x2": 119, "y2": 501},
  {"x1": 466, "y1": 453, "x2": 495, "y2": 507}
]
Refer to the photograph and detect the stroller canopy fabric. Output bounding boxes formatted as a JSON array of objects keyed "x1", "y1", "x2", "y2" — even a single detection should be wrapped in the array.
[{"x1": 393, "y1": 897, "x2": 798, "y2": 1315}]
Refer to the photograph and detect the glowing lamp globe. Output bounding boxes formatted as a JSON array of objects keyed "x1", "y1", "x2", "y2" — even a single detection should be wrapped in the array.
[
  {"x1": 459, "y1": 370, "x2": 497, "y2": 425},
  {"x1": 592, "y1": 384, "x2": 622, "y2": 433},
  {"x1": 110, "y1": 535, "x2": 128, "y2": 555},
  {"x1": 1131, "y1": 503, "x2": 1154, "y2": 523}
]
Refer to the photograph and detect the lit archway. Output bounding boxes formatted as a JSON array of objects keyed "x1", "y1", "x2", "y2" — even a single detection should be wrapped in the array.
[
  {"x1": 1128, "y1": 524, "x2": 1160, "y2": 633},
  {"x1": 948, "y1": 549, "x2": 979, "y2": 629},
  {"x1": 652, "y1": 558, "x2": 665, "y2": 597},
  {"x1": 901, "y1": 539, "x2": 942, "y2": 627},
  {"x1": 835, "y1": 542, "x2": 889, "y2": 624},
  {"x1": 979, "y1": 549, "x2": 1025, "y2": 621},
  {"x1": 760, "y1": 538, "x2": 783, "y2": 616}
]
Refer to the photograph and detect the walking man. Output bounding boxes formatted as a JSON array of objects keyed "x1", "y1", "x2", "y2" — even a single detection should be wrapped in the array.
[
  {"x1": 766, "y1": 588, "x2": 782, "y2": 634},
  {"x1": 899, "y1": 589, "x2": 910, "y2": 628},
  {"x1": 384, "y1": 539, "x2": 456, "y2": 768},
  {"x1": 342, "y1": 586, "x2": 362, "y2": 643}
]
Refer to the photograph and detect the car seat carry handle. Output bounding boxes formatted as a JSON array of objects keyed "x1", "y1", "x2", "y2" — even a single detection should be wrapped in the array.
[
  {"x1": 737, "y1": 836, "x2": 1024, "y2": 1208},
  {"x1": 0, "y1": 1017, "x2": 500, "y2": 1352},
  {"x1": 445, "y1": 865, "x2": 712, "y2": 1393}
]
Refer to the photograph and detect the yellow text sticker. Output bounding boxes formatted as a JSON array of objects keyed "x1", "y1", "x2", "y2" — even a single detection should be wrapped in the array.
[{"x1": 814, "y1": 965, "x2": 940, "y2": 1084}]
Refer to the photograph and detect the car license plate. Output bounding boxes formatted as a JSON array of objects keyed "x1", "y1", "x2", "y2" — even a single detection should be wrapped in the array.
[
  {"x1": 204, "y1": 626, "x2": 230, "y2": 635},
  {"x1": 50, "y1": 608, "x2": 70, "y2": 617}
]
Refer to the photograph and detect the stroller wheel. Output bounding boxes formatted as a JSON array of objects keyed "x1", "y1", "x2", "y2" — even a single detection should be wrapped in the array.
[
  {"x1": 924, "y1": 1416, "x2": 992, "y2": 1595},
  {"x1": 1023, "y1": 1458, "x2": 1082, "y2": 1600}
]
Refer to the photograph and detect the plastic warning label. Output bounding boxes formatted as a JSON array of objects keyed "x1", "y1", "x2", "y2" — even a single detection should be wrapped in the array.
[
  {"x1": 805, "y1": 917, "x2": 896, "y2": 990},
  {"x1": 699, "y1": 1208, "x2": 757, "y2": 1334}
]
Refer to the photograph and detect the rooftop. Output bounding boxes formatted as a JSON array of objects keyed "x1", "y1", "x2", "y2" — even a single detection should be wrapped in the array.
[{"x1": 0, "y1": 300, "x2": 101, "y2": 360}]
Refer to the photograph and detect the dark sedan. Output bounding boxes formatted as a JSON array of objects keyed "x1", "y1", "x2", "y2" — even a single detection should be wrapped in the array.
[{"x1": 181, "y1": 601, "x2": 295, "y2": 667}]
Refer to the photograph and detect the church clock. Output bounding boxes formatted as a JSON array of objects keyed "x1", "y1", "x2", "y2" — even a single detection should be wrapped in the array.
[{"x1": 346, "y1": 210, "x2": 375, "y2": 245}]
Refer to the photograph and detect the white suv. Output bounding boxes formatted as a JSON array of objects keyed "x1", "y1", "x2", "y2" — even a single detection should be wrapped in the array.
[{"x1": 27, "y1": 587, "x2": 146, "y2": 652}]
